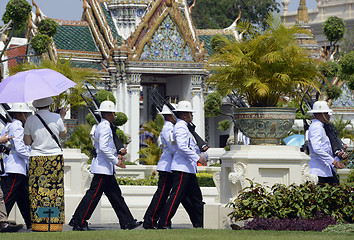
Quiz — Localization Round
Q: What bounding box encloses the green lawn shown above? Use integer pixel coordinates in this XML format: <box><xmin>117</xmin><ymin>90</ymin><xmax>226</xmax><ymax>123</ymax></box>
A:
<box><xmin>1</xmin><ymin>229</ymin><xmax>353</xmax><ymax>240</ymax></box>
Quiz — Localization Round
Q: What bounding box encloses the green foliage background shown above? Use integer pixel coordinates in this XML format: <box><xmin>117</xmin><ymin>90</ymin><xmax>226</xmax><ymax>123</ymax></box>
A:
<box><xmin>190</xmin><ymin>0</ymin><xmax>280</xmax><ymax>30</ymax></box>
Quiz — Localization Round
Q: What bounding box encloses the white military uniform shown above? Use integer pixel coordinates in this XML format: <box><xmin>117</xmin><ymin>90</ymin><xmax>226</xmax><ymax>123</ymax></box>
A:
<box><xmin>5</xmin><ymin>119</ymin><xmax>30</xmax><ymax>175</ymax></box>
<box><xmin>171</xmin><ymin>119</ymin><xmax>200</xmax><ymax>173</ymax></box>
<box><xmin>158</xmin><ymin>118</ymin><xmax>204</xmax><ymax>229</ymax></box>
<box><xmin>143</xmin><ymin>119</ymin><xmax>176</xmax><ymax>229</ymax></box>
<box><xmin>156</xmin><ymin>121</ymin><xmax>176</xmax><ymax>172</ymax></box>
<box><xmin>0</xmin><ymin>122</ymin><xmax>11</xmax><ymax>177</ymax></box>
<box><xmin>1</xmin><ymin>119</ymin><xmax>31</xmax><ymax>229</ymax></box>
<box><xmin>90</xmin><ymin>119</ymin><xmax>118</xmax><ymax>175</ymax></box>
<box><xmin>70</xmin><ymin>101</ymin><xmax>138</xmax><ymax>230</ymax></box>
<box><xmin>308</xmin><ymin>119</ymin><xmax>338</xmax><ymax>177</ymax></box>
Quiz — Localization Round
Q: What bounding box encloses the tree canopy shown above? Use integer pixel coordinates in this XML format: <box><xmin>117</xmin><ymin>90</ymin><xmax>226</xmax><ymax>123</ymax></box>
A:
<box><xmin>323</xmin><ymin>16</ymin><xmax>346</xmax><ymax>48</ymax></box>
<box><xmin>190</xmin><ymin>0</ymin><xmax>280</xmax><ymax>30</ymax></box>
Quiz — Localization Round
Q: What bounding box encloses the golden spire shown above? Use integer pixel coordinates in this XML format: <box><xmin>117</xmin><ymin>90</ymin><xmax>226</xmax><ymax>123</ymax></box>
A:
<box><xmin>296</xmin><ymin>0</ymin><xmax>309</xmax><ymax>24</ymax></box>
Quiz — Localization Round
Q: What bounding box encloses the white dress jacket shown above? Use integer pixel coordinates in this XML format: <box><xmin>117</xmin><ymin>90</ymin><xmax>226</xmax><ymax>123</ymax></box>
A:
<box><xmin>171</xmin><ymin>119</ymin><xmax>200</xmax><ymax>174</ymax></box>
<box><xmin>156</xmin><ymin>121</ymin><xmax>176</xmax><ymax>173</ymax></box>
<box><xmin>90</xmin><ymin>119</ymin><xmax>119</xmax><ymax>175</ymax></box>
<box><xmin>5</xmin><ymin>119</ymin><xmax>30</xmax><ymax>176</ymax></box>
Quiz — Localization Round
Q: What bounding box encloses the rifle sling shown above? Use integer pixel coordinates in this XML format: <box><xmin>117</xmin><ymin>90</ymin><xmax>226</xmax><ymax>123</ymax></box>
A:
<box><xmin>35</xmin><ymin>114</ymin><xmax>62</xmax><ymax>150</ymax></box>
<box><xmin>110</xmin><ymin>123</ymin><xmax>124</xmax><ymax>155</ymax></box>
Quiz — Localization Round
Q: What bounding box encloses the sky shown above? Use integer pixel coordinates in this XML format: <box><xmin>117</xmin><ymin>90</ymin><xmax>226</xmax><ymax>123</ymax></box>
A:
<box><xmin>0</xmin><ymin>0</ymin><xmax>318</xmax><ymax>25</ymax></box>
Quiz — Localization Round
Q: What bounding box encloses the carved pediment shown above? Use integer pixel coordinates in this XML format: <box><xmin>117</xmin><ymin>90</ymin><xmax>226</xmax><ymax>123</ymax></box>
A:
<box><xmin>127</xmin><ymin>0</ymin><xmax>203</xmax><ymax>62</ymax></box>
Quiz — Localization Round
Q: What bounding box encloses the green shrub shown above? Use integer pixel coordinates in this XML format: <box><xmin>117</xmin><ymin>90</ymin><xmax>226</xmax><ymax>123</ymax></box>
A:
<box><xmin>346</xmin><ymin>169</ymin><xmax>354</xmax><ymax>183</ymax></box>
<box><xmin>227</xmin><ymin>180</ymin><xmax>354</xmax><ymax>223</ymax></box>
<box><xmin>117</xmin><ymin>175</ymin><xmax>158</xmax><ymax>186</ymax></box>
<box><xmin>64</xmin><ymin>124</ymin><xmax>93</xmax><ymax>163</ymax></box>
<box><xmin>31</xmin><ymin>34</ymin><xmax>52</xmax><ymax>55</ymax></box>
<box><xmin>96</xmin><ymin>89</ymin><xmax>116</xmax><ymax>104</ymax></box>
<box><xmin>196</xmin><ymin>172</ymin><xmax>215</xmax><ymax>187</ymax></box>
<box><xmin>117</xmin><ymin>172</ymin><xmax>215</xmax><ymax>187</ymax></box>
<box><xmin>115</xmin><ymin>112</ymin><xmax>128</xmax><ymax>126</ymax></box>
<box><xmin>37</xmin><ymin>18</ymin><xmax>58</xmax><ymax>37</ymax></box>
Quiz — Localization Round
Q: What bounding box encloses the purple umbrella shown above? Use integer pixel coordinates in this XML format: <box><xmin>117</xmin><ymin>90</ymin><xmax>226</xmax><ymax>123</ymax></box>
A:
<box><xmin>0</xmin><ymin>69</ymin><xmax>76</xmax><ymax>103</ymax></box>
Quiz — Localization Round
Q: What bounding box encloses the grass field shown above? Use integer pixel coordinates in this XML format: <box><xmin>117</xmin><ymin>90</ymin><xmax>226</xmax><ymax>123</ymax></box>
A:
<box><xmin>1</xmin><ymin>229</ymin><xmax>353</xmax><ymax>240</ymax></box>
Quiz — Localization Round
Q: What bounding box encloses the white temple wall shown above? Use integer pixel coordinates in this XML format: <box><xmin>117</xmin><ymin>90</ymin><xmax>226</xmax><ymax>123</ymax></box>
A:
<box><xmin>282</xmin><ymin>0</ymin><xmax>354</xmax><ymax>47</ymax></box>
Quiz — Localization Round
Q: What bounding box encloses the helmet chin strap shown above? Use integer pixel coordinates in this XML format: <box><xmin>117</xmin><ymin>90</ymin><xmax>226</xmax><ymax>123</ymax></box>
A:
<box><xmin>321</xmin><ymin>112</ymin><xmax>330</xmax><ymax>123</ymax></box>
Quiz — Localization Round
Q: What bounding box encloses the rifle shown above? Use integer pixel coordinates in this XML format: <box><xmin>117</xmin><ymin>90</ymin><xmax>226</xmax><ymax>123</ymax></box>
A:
<box><xmin>82</xmin><ymin>86</ymin><xmax>125</xmax><ymax>155</ymax></box>
<box><xmin>0</xmin><ymin>103</ymin><xmax>12</xmax><ymax>125</ymax></box>
<box><xmin>152</xmin><ymin>89</ymin><xmax>209</xmax><ymax>152</ymax></box>
<box><xmin>228</xmin><ymin>90</ymin><xmax>248</xmax><ymax>108</ymax></box>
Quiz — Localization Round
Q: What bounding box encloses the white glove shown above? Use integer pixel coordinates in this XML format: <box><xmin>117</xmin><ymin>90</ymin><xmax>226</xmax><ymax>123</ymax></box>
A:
<box><xmin>199</xmin><ymin>152</ymin><xmax>209</xmax><ymax>162</ymax></box>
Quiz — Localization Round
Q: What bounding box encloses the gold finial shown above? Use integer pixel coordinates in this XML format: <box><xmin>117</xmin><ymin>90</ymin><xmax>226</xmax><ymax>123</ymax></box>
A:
<box><xmin>188</xmin><ymin>0</ymin><xmax>196</xmax><ymax>15</ymax></box>
<box><xmin>83</xmin><ymin>0</ymin><xmax>88</xmax><ymax>11</ymax></box>
<box><xmin>296</xmin><ymin>0</ymin><xmax>309</xmax><ymax>24</ymax></box>
<box><xmin>234</xmin><ymin>7</ymin><xmax>241</xmax><ymax>26</ymax></box>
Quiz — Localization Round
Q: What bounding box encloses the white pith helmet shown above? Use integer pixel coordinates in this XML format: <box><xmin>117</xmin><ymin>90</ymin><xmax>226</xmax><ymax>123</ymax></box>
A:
<box><xmin>159</xmin><ymin>104</ymin><xmax>173</xmax><ymax>115</ymax></box>
<box><xmin>8</xmin><ymin>103</ymin><xmax>32</xmax><ymax>113</ymax></box>
<box><xmin>173</xmin><ymin>100</ymin><xmax>195</xmax><ymax>112</ymax></box>
<box><xmin>97</xmin><ymin>100</ymin><xmax>118</xmax><ymax>112</ymax></box>
<box><xmin>308</xmin><ymin>101</ymin><xmax>333</xmax><ymax>115</ymax></box>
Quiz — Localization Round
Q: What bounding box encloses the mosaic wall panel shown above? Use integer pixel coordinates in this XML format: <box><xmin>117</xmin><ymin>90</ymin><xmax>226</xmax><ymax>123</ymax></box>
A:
<box><xmin>140</xmin><ymin>14</ymin><xmax>194</xmax><ymax>62</ymax></box>
<box><xmin>332</xmin><ymin>82</ymin><xmax>354</xmax><ymax>108</ymax></box>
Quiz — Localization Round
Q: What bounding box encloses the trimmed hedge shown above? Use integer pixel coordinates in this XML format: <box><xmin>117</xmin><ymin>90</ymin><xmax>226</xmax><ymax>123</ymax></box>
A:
<box><xmin>227</xmin><ymin>180</ymin><xmax>354</xmax><ymax>223</ymax></box>
<box><xmin>116</xmin><ymin>172</ymin><xmax>215</xmax><ymax>187</ymax></box>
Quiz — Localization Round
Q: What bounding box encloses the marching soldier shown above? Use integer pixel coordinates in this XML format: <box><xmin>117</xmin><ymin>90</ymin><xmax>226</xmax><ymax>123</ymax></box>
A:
<box><xmin>0</xmin><ymin>133</ymin><xmax>23</xmax><ymax>233</ymax></box>
<box><xmin>143</xmin><ymin>104</ymin><xmax>177</xmax><ymax>229</ymax></box>
<box><xmin>1</xmin><ymin>103</ymin><xmax>32</xmax><ymax>229</ymax></box>
<box><xmin>157</xmin><ymin>101</ymin><xmax>207</xmax><ymax>229</ymax></box>
<box><xmin>69</xmin><ymin>100</ymin><xmax>142</xmax><ymax>231</ymax></box>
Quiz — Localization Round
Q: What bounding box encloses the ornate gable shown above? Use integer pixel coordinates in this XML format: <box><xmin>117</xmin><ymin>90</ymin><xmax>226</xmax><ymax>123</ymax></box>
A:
<box><xmin>127</xmin><ymin>0</ymin><xmax>204</xmax><ymax>62</ymax></box>
<box><xmin>140</xmin><ymin>14</ymin><xmax>194</xmax><ymax>61</ymax></box>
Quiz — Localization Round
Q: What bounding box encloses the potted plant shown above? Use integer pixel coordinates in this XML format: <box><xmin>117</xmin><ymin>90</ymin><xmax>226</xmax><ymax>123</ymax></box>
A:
<box><xmin>205</xmin><ymin>15</ymin><xmax>324</xmax><ymax>145</ymax></box>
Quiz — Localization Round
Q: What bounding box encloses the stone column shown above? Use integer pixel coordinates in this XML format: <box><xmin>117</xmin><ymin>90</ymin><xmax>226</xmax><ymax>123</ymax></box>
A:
<box><xmin>126</xmin><ymin>73</ymin><xmax>141</xmax><ymax>162</ymax></box>
<box><xmin>191</xmin><ymin>75</ymin><xmax>205</xmax><ymax>139</ymax></box>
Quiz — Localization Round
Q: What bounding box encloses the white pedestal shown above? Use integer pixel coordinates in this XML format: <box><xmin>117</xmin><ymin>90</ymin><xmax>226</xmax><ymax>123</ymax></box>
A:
<box><xmin>217</xmin><ymin>145</ymin><xmax>316</xmax><ymax>204</ymax></box>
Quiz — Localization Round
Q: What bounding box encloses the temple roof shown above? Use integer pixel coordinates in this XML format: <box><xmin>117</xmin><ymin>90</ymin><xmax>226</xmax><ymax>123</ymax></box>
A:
<box><xmin>71</xmin><ymin>61</ymin><xmax>106</xmax><ymax>70</ymax></box>
<box><xmin>196</xmin><ymin>29</ymin><xmax>234</xmax><ymax>57</ymax></box>
<box><xmin>100</xmin><ymin>2</ymin><xmax>121</xmax><ymax>45</ymax></box>
<box><xmin>53</xmin><ymin>22</ymin><xmax>99</xmax><ymax>52</ymax></box>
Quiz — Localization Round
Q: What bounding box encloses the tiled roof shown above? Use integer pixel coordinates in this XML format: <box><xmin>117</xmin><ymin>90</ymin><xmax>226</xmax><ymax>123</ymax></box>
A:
<box><xmin>100</xmin><ymin>3</ymin><xmax>121</xmax><ymax>45</ymax></box>
<box><xmin>198</xmin><ymin>35</ymin><xmax>214</xmax><ymax>56</ymax></box>
<box><xmin>198</xmin><ymin>34</ymin><xmax>234</xmax><ymax>56</ymax></box>
<box><xmin>53</xmin><ymin>24</ymin><xmax>99</xmax><ymax>52</ymax></box>
<box><xmin>7</xmin><ymin>44</ymin><xmax>26</xmax><ymax>68</ymax></box>
<box><xmin>71</xmin><ymin>61</ymin><xmax>106</xmax><ymax>71</ymax></box>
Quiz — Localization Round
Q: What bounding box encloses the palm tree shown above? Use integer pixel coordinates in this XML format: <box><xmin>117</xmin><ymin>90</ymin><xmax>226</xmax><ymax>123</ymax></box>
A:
<box><xmin>206</xmin><ymin>14</ymin><xmax>324</xmax><ymax>107</ymax></box>
<box><xmin>9</xmin><ymin>58</ymin><xmax>100</xmax><ymax>111</ymax></box>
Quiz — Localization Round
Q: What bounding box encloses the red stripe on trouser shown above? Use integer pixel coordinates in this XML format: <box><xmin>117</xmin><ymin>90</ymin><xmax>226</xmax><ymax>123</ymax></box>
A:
<box><xmin>151</xmin><ymin>172</ymin><xmax>167</xmax><ymax>227</ymax></box>
<box><xmin>164</xmin><ymin>172</ymin><xmax>183</xmax><ymax>227</ymax></box>
<box><xmin>4</xmin><ymin>174</ymin><xmax>17</xmax><ymax>203</ymax></box>
<box><xmin>81</xmin><ymin>176</ymin><xmax>103</xmax><ymax>226</ymax></box>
